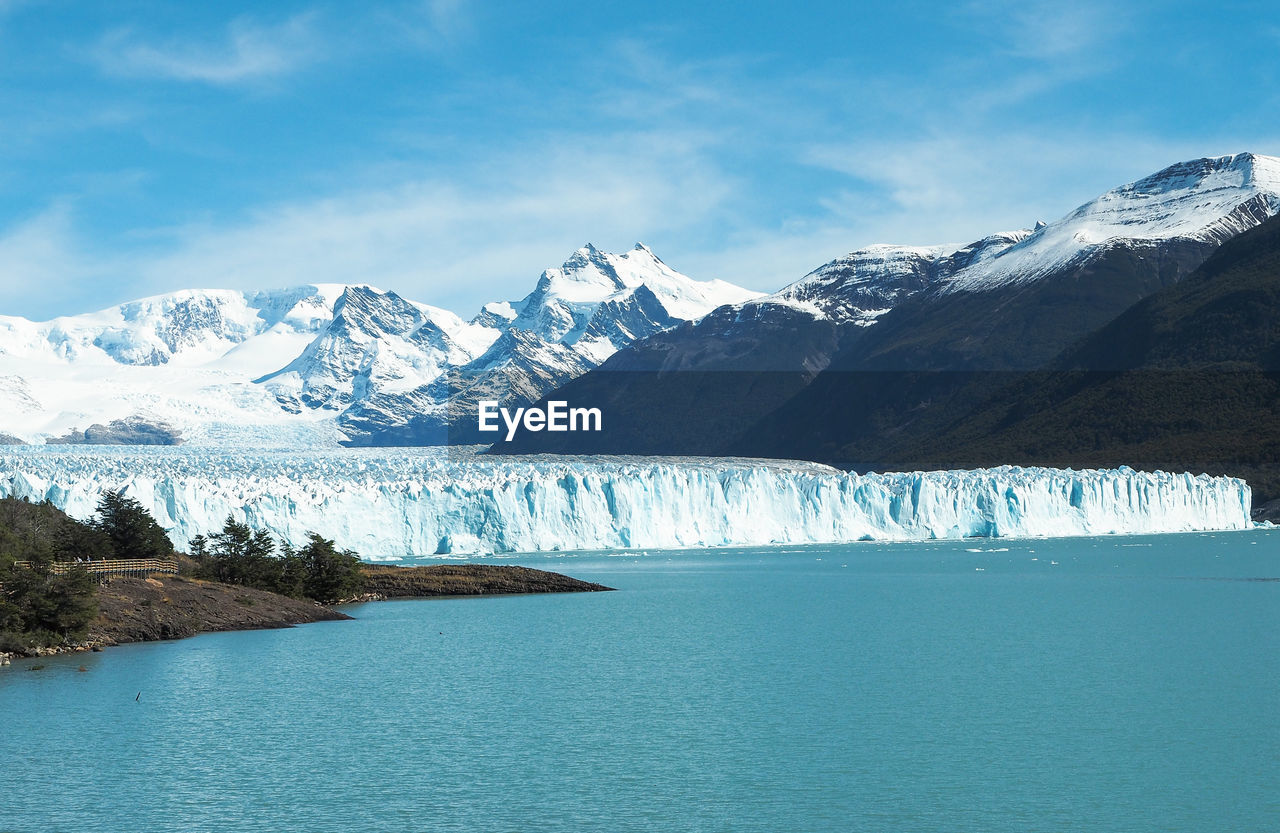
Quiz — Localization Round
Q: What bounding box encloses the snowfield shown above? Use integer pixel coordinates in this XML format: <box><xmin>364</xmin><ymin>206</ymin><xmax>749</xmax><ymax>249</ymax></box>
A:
<box><xmin>0</xmin><ymin>448</ymin><xmax>1252</xmax><ymax>558</ymax></box>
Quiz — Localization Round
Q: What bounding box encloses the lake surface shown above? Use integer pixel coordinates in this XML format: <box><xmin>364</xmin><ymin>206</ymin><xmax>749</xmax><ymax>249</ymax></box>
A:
<box><xmin>3</xmin><ymin>531</ymin><xmax>1278</xmax><ymax>832</ymax></box>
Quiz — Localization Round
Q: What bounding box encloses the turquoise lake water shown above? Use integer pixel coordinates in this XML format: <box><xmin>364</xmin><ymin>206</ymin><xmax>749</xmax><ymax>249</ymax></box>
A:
<box><xmin>2</xmin><ymin>531</ymin><xmax>1278</xmax><ymax>832</ymax></box>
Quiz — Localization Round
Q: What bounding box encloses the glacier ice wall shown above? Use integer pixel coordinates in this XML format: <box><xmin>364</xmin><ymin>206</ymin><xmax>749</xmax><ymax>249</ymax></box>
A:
<box><xmin>0</xmin><ymin>448</ymin><xmax>1252</xmax><ymax>558</ymax></box>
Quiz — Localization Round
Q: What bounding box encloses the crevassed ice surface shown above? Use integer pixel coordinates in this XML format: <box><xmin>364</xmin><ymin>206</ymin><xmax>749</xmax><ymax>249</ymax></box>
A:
<box><xmin>0</xmin><ymin>448</ymin><xmax>1251</xmax><ymax>558</ymax></box>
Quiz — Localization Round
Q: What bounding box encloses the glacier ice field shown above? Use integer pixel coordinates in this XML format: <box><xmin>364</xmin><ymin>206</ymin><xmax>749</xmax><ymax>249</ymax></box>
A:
<box><xmin>0</xmin><ymin>447</ymin><xmax>1253</xmax><ymax>558</ymax></box>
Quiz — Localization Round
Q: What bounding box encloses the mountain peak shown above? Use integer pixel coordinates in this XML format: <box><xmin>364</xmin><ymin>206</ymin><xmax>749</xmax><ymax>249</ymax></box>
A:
<box><xmin>1119</xmin><ymin>152</ymin><xmax>1280</xmax><ymax>198</ymax></box>
<box><xmin>938</xmin><ymin>152</ymin><xmax>1280</xmax><ymax>293</ymax></box>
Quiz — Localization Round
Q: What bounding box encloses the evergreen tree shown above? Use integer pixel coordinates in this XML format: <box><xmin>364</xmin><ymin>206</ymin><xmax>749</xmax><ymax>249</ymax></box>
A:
<box><xmin>92</xmin><ymin>491</ymin><xmax>174</xmax><ymax>561</ymax></box>
<box><xmin>0</xmin><ymin>560</ymin><xmax>97</xmax><ymax>650</ymax></box>
<box><xmin>297</xmin><ymin>534</ymin><xmax>364</xmax><ymax>604</ymax></box>
<box><xmin>189</xmin><ymin>522</ymin><xmax>364</xmax><ymax>603</ymax></box>
<box><xmin>201</xmin><ymin>516</ymin><xmax>278</xmax><ymax>587</ymax></box>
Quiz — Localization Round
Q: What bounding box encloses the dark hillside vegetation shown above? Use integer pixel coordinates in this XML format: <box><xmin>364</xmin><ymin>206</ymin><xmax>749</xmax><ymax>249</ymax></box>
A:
<box><xmin>0</xmin><ymin>497</ymin><xmax>103</xmax><ymax>651</ymax></box>
<box><xmin>1</xmin><ymin>490</ymin><xmax>176</xmax><ymax>650</ymax></box>
<box><xmin>807</xmin><ymin>214</ymin><xmax>1280</xmax><ymax>506</ymax></box>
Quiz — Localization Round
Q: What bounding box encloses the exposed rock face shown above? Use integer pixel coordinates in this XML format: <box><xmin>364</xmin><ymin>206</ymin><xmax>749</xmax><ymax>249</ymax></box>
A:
<box><xmin>48</xmin><ymin>417</ymin><xmax>183</xmax><ymax>446</ymax></box>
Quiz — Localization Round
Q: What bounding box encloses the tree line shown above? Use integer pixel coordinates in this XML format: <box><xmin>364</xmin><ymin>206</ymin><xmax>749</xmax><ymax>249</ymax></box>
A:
<box><xmin>189</xmin><ymin>519</ymin><xmax>364</xmax><ymax>605</ymax></box>
<box><xmin>1</xmin><ymin>491</ymin><xmax>363</xmax><ymax>652</ymax></box>
<box><xmin>0</xmin><ymin>490</ymin><xmax>171</xmax><ymax>651</ymax></box>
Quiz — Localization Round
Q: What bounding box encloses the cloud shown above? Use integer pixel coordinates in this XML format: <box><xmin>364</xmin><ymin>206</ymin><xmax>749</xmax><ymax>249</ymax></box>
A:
<box><xmin>0</xmin><ymin>132</ymin><xmax>738</xmax><ymax>318</ymax></box>
<box><xmin>5</xmin><ymin>129</ymin><xmax>1277</xmax><ymax>322</ymax></box>
<box><xmin>420</xmin><ymin>0</ymin><xmax>468</xmax><ymax>38</ymax></box>
<box><xmin>960</xmin><ymin>0</ymin><xmax>1125</xmax><ymax>61</ymax></box>
<box><xmin>0</xmin><ymin>204</ymin><xmax>101</xmax><ymax>312</ymax></box>
<box><xmin>91</xmin><ymin>13</ymin><xmax>322</xmax><ymax>85</ymax></box>
<box><xmin>16</xmin><ymin>24</ymin><xmax>1278</xmax><ymax>321</ymax></box>
<box><xmin>137</xmin><ymin>134</ymin><xmax>733</xmax><ymax>309</ymax></box>
<box><xmin>375</xmin><ymin>0</ymin><xmax>473</xmax><ymax>50</ymax></box>
<box><xmin>922</xmin><ymin>0</ymin><xmax>1133</xmax><ymax>115</ymax></box>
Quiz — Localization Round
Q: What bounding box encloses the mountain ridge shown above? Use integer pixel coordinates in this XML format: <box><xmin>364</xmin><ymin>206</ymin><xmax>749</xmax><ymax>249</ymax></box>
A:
<box><xmin>503</xmin><ymin>153</ymin><xmax>1280</xmax><ymax>461</ymax></box>
<box><xmin>0</xmin><ymin>244</ymin><xmax>758</xmax><ymax>446</ymax></box>
<box><xmin>6</xmin><ymin>152</ymin><xmax>1280</xmax><ymax>458</ymax></box>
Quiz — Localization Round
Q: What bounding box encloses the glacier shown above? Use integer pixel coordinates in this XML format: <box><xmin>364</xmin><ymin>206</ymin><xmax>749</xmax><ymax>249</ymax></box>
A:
<box><xmin>0</xmin><ymin>448</ymin><xmax>1252</xmax><ymax>558</ymax></box>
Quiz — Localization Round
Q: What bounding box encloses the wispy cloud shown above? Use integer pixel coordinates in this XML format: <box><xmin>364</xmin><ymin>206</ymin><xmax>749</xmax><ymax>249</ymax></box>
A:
<box><xmin>134</xmin><ymin>133</ymin><xmax>734</xmax><ymax>311</ymax></box>
<box><xmin>420</xmin><ymin>0</ymin><xmax>468</xmax><ymax>38</ymax></box>
<box><xmin>13</xmin><ymin>16</ymin><xmax>1276</xmax><ymax>320</ymax></box>
<box><xmin>928</xmin><ymin>0</ymin><xmax>1132</xmax><ymax>115</ymax></box>
<box><xmin>0</xmin><ymin>204</ymin><xmax>100</xmax><ymax>312</ymax></box>
<box><xmin>0</xmin><ymin>132</ymin><xmax>738</xmax><ymax>317</ymax></box>
<box><xmin>377</xmin><ymin>0</ymin><xmax>473</xmax><ymax>50</ymax></box>
<box><xmin>960</xmin><ymin>0</ymin><xmax>1125</xmax><ymax>60</ymax></box>
<box><xmin>90</xmin><ymin>13</ymin><xmax>322</xmax><ymax>85</ymax></box>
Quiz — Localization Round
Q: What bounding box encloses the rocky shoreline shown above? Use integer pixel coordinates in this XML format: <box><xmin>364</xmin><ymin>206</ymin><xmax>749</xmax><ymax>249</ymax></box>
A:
<box><xmin>1</xmin><ymin>564</ymin><xmax>613</xmax><ymax>663</ymax></box>
<box><xmin>357</xmin><ymin>563</ymin><xmax>614</xmax><ymax>599</ymax></box>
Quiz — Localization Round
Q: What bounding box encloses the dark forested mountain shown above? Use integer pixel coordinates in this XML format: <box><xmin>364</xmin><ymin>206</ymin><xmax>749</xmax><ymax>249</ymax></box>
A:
<box><xmin>850</xmin><ymin>211</ymin><xmax>1280</xmax><ymax>508</ymax></box>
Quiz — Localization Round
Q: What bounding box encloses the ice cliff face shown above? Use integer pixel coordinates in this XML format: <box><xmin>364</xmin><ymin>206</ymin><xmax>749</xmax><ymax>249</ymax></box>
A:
<box><xmin>0</xmin><ymin>448</ymin><xmax>1251</xmax><ymax>558</ymax></box>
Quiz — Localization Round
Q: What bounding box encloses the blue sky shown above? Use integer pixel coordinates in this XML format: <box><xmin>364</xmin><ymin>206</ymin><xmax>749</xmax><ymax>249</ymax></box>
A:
<box><xmin>1</xmin><ymin>0</ymin><xmax>1278</xmax><ymax>318</ymax></box>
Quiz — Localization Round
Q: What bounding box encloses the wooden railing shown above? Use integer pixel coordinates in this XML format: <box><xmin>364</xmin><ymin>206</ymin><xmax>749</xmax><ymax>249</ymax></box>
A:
<box><xmin>13</xmin><ymin>558</ymin><xmax>179</xmax><ymax>578</ymax></box>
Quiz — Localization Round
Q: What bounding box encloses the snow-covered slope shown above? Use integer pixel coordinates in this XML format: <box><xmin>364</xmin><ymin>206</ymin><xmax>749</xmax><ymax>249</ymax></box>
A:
<box><xmin>942</xmin><ymin>153</ymin><xmax>1280</xmax><ymax>292</ymax></box>
<box><xmin>0</xmin><ymin>285</ymin><xmax>346</xmax><ymax>369</ymax></box>
<box><xmin>256</xmin><ymin>286</ymin><xmax>495</xmax><ymax>413</ymax></box>
<box><xmin>0</xmin><ymin>245</ymin><xmax>758</xmax><ymax>446</ymax></box>
<box><xmin>771</xmin><ymin>244</ymin><xmax>954</xmax><ymax>324</ymax></box>
<box><xmin>765</xmin><ymin>231</ymin><xmax>1032</xmax><ymax>324</ymax></box>
<box><xmin>0</xmin><ymin>286</ymin><xmax>351</xmax><ymax>446</ymax></box>
<box><xmin>690</xmin><ymin>153</ymin><xmax>1280</xmax><ymax>333</ymax></box>
<box><xmin>6</xmin><ymin>153</ymin><xmax>1278</xmax><ymax>448</ymax></box>
<box><xmin>0</xmin><ymin>448</ymin><xmax>1250</xmax><ymax>557</ymax></box>
<box><xmin>334</xmin><ymin>243</ymin><xmax>760</xmax><ymax>444</ymax></box>
<box><xmin>509</xmin><ymin>243</ymin><xmax>752</xmax><ymax>350</ymax></box>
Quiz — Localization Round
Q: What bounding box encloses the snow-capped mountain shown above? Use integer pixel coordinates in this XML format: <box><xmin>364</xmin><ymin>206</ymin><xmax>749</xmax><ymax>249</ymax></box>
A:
<box><xmin>0</xmin><ymin>244</ymin><xmax>758</xmax><ymax>446</ymax></box>
<box><xmin>256</xmin><ymin>286</ymin><xmax>495</xmax><ymax>414</ymax></box>
<box><xmin>8</xmin><ymin>153</ymin><xmax>1279</xmax><ymax>452</ymax></box>
<box><xmin>506</xmin><ymin>153</ymin><xmax>1280</xmax><ymax>458</ymax></box>
<box><xmin>691</xmin><ymin>154</ymin><xmax>1280</xmax><ymax>332</ymax></box>
<box><xmin>768</xmin><ymin>231</ymin><xmax>1034</xmax><ymax>325</ymax></box>
<box><xmin>333</xmin><ymin>244</ymin><xmax>759</xmax><ymax>445</ymax></box>
<box><xmin>0</xmin><ymin>286</ymin><xmax>352</xmax><ymax>446</ymax></box>
<box><xmin>942</xmin><ymin>152</ymin><xmax>1280</xmax><ymax>293</ymax></box>
<box><xmin>625</xmin><ymin>152</ymin><xmax>1280</xmax><ymax>358</ymax></box>
<box><xmin>839</xmin><ymin>153</ymin><xmax>1280</xmax><ymax>373</ymax></box>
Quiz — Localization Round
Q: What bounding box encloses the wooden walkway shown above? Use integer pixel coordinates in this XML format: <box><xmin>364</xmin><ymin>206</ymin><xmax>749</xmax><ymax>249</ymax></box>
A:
<box><xmin>14</xmin><ymin>558</ymin><xmax>179</xmax><ymax>579</ymax></box>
